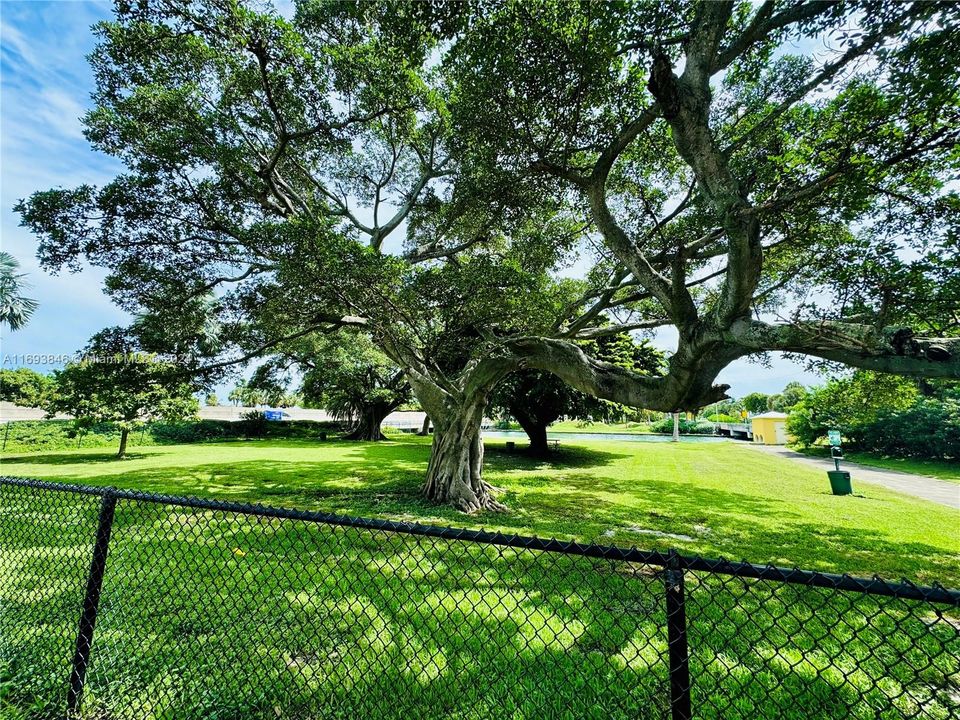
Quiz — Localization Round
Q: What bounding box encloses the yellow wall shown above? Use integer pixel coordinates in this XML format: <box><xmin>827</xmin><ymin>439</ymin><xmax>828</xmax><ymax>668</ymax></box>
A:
<box><xmin>751</xmin><ymin>417</ymin><xmax>788</xmax><ymax>445</ymax></box>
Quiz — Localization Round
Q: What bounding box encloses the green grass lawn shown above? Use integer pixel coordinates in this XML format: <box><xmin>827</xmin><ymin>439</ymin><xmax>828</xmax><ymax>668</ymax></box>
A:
<box><xmin>545</xmin><ymin>420</ymin><xmax>653</xmax><ymax>434</ymax></box>
<box><xmin>493</xmin><ymin>419</ymin><xmax>655</xmax><ymax>434</ymax></box>
<box><xmin>1</xmin><ymin>437</ymin><xmax>958</xmax><ymax>719</ymax></box>
<box><xmin>796</xmin><ymin>446</ymin><xmax>960</xmax><ymax>484</ymax></box>
<box><xmin>2</xmin><ymin>436</ymin><xmax>956</xmax><ymax>581</ymax></box>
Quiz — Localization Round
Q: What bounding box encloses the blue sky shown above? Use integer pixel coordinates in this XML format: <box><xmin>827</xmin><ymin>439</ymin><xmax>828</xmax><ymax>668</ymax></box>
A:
<box><xmin>1</xmin><ymin>1</ymin><xmax>128</xmax><ymax>365</ymax></box>
<box><xmin>0</xmin><ymin>0</ymin><xmax>821</xmax><ymax>398</ymax></box>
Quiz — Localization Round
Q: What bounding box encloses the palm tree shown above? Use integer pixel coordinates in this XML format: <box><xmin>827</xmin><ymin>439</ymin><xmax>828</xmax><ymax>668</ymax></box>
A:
<box><xmin>0</xmin><ymin>252</ymin><xmax>38</xmax><ymax>331</ymax></box>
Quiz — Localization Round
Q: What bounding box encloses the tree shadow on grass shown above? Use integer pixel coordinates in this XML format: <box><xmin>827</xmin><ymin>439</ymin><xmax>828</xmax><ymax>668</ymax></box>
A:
<box><xmin>8</xmin><ymin>491</ymin><xmax>954</xmax><ymax>720</ymax></box>
<box><xmin>0</xmin><ymin>441</ymin><xmax>632</xmax><ymax>525</ymax></box>
<box><xmin>0</xmin><ymin>451</ymin><xmax>150</xmax><ymax>465</ymax></box>
<box><xmin>4</xmin><ymin>474</ymin><xmax>958</xmax><ymax>720</ymax></box>
<box><xmin>5</xmin><ymin>440</ymin><xmax>958</xmax><ymax>582</ymax></box>
<box><xmin>8</xmin><ymin>458</ymin><xmax>420</xmax><ymax>498</ymax></box>
<box><xmin>773</xmin><ymin>521</ymin><xmax>960</xmax><ymax>583</ymax></box>
<box><xmin>484</xmin><ymin>441</ymin><xmax>631</xmax><ymax>472</ymax></box>
<box><xmin>78</xmin><ymin>509</ymin><xmax>673</xmax><ymax>720</ymax></box>
<box><xmin>492</xmin><ymin>473</ymin><xmax>786</xmax><ymax>542</ymax></box>
<box><xmin>496</xmin><ymin>474</ymin><xmax>960</xmax><ymax>581</ymax></box>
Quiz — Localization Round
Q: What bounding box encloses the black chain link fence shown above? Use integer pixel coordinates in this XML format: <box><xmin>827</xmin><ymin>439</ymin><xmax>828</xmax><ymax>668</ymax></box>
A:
<box><xmin>1</xmin><ymin>477</ymin><xmax>958</xmax><ymax>719</ymax></box>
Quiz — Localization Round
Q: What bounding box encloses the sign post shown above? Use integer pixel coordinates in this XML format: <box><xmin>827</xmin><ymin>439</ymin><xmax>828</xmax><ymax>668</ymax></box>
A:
<box><xmin>826</xmin><ymin>429</ymin><xmax>852</xmax><ymax>495</ymax></box>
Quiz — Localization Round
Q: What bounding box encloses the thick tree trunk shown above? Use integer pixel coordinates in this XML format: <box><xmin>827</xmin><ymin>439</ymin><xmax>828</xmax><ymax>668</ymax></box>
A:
<box><xmin>343</xmin><ymin>403</ymin><xmax>392</xmax><ymax>441</ymax></box>
<box><xmin>516</xmin><ymin>416</ymin><xmax>549</xmax><ymax>457</ymax></box>
<box><xmin>417</xmin><ymin>415</ymin><xmax>431</xmax><ymax>435</ymax></box>
<box><xmin>117</xmin><ymin>428</ymin><xmax>129</xmax><ymax>459</ymax></box>
<box><xmin>672</xmin><ymin>412</ymin><xmax>680</xmax><ymax>442</ymax></box>
<box><xmin>422</xmin><ymin>401</ymin><xmax>504</xmax><ymax>513</ymax></box>
<box><xmin>395</xmin><ymin>352</ymin><xmax>517</xmax><ymax>513</ymax></box>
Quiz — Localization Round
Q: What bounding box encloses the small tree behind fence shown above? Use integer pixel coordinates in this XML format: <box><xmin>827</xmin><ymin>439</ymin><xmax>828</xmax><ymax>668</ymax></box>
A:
<box><xmin>0</xmin><ymin>477</ymin><xmax>957</xmax><ymax>720</ymax></box>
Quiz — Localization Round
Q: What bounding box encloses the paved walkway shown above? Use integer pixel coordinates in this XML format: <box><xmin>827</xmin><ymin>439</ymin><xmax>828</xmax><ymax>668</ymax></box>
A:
<box><xmin>747</xmin><ymin>444</ymin><xmax>959</xmax><ymax>510</ymax></box>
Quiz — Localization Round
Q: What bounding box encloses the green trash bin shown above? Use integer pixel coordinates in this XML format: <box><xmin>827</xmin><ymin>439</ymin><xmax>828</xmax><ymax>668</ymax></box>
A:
<box><xmin>828</xmin><ymin>470</ymin><xmax>852</xmax><ymax>496</ymax></box>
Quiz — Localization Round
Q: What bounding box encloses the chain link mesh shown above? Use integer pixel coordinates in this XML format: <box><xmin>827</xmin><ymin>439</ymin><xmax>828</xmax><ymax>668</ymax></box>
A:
<box><xmin>1</xmin><ymin>478</ymin><xmax>957</xmax><ymax>719</ymax></box>
<box><xmin>0</xmin><ymin>483</ymin><xmax>101</xmax><ymax>715</ymax></box>
<box><xmin>684</xmin><ymin>571</ymin><xmax>960</xmax><ymax>719</ymax></box>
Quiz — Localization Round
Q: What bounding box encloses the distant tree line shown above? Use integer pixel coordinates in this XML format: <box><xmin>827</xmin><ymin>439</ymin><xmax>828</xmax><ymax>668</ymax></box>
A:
<box><xmin>6</xmin><ymin>355</ymin><xmax>955</xmax><ymax>461</ymax></box>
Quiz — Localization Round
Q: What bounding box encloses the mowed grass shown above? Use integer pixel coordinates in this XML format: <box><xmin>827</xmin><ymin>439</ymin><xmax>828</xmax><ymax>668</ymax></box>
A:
<box><xmin>1</xmin><ymin>436</ymin><xmax>957</xmax><ymax>582</ymax></box>
<box><xmin>1</xmin><ymin>437</ymin><xmax>958</xmax><ymax>719</ymax></box>
<box><xmin>505</xmin><ymin>419</ymin><xmax>654</xmax><ymax>434</ymax></box>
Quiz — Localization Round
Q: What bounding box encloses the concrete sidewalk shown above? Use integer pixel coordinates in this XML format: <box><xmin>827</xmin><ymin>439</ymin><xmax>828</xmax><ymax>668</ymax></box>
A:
<box><xmin>746</xmin><ymin>444</ymin><xmax>959</xmax><ymax>510</ymax></box>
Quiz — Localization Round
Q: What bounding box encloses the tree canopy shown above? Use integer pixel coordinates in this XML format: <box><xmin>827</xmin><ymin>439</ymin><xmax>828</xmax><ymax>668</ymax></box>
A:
<box><xmin>445</xmin><ymin>0</ymin><xmax>959</xmax><ymax>387</ymax></box>
<box><xmin>742</xmin><ymin>392</ymin><xmax>772</xmax><ymax>415</ymax></box>
<box><xmin>0</xmin><ymin>367</ymin><xmax>54</xmax><ymax>407</ymax></box>
<box><xmin>767</xmin><ymin>381</ymin><xmax>807</xmax><ymax>412</ymax></box>
<box><xmin>15</xmin><ymin>0</ymin><xmax>960</xmax><ymax>509</ymax></box>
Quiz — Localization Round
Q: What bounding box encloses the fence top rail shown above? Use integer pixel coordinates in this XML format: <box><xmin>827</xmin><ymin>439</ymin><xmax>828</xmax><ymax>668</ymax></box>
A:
<box><xmin>2</xmin><ymin>475</ymin><xmax>958</xmax><ymax>606</ymax></box>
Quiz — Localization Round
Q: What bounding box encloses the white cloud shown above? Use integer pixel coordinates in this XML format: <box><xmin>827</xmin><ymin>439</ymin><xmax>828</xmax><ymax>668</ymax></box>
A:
<box><xmin>36</xmin><ymin>87</ymin><xmax>88</xmax><ymax>140</ymax></box>
<box><xmin>1</xmin><ymin>1</ymin><xmax>128</xmax><ymax>367</ymax></box>
<box><xmin>0</xmin><ymin>17</ymin><xmax>38</xmax><ymax>72</ymax></box>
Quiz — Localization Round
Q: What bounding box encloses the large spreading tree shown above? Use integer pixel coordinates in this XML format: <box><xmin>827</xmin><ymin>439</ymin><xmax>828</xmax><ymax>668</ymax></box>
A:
<box><xmin>16</xmin><ymin>0</ymin><xmax>960</xmax><ymax>510</ymax></box>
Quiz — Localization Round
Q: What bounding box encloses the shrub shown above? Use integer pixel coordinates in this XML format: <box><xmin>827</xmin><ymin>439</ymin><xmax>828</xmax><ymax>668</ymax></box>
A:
<box><xmin>788</xmin><ymin>378</ymin><xmax>958</xmax><ymax>460</ymax></box>
<box><xmin>150</xmin><ymin>420</ymin><xmax>234</xmax><ymax>443</ymax></box>
<box><xmin>260</xmin><ymin>420</ymin><xmax>343</xmax><ymax>439</ymax></box>
<box><xmin>0</xmin><ymin>418</ymin><xmax>347</xmax><ymax>453</ymax></box>
<box><xmin>239</xmin><ymin>410</ymin><xmax>269</xmax><ymax>438</ymax></box>
<box><xmin>850</xmin><ymin>397</ymin><xmax>960</xmax><ymax>459</ymax></box>
<box><xmin>0</xmin><ymin>420</ymin><xmax>141</xmax><ymax>453</ymax></box>
<box><xmin>786</xmin><ymin>400</ymin><xmax>824</xmax><ymax>447</ymax></box>
<box><xmin>650</xmin><ymin>417</ymin><xmax>716</xmax><ymax>435</ymax></box>
<box><xmin>706</xmin><ymin>413</ymin><xmax>738</xmax><ymax>423</ymax></box>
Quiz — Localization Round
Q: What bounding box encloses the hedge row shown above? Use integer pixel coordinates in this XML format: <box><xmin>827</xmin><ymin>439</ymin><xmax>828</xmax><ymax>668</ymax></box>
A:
<box><xmin>845</xmin><ymin>399</ymin><xmax>960</xmax><ymax>460</ymax></box>
<box><xmin>0</xmin><ymin>418</ymin><xmax>347</xmax><ymax>454</ymax></box>
<box><xmin>649</xmin><ymin>417</ymin><xmax>717</xmax><ymax>435</ymax></box>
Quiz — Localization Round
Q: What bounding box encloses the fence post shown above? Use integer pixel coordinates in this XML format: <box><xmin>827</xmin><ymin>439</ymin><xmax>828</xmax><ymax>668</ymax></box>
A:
<box><xmin>66</xmin><ymin>492</ymin><xmax>118</xmax><ymax>716</ymax></box>
<box><xmin>665</xmin><ymin>549</ymin><xmax>692</xmax><ymax>720</ymax></box>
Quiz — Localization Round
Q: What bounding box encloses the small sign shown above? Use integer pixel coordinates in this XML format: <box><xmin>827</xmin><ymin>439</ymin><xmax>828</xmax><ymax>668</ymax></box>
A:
<box><xmin>264</xmin><ymin>410</ymin><xmax>284</xmax><ymax>421</ymax></box>
<box><xmin>828</xmin><ymin>430</ymin><xmax>842</xmax><ymax>446</ymax></box>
